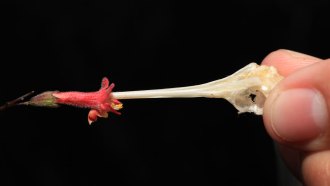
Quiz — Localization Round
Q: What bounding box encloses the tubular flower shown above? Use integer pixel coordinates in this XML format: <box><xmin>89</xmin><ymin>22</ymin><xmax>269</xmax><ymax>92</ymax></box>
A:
<box><xmin>26</xmin><ymin>77</ymin><xmax>123</xmax><ymax>125</ymax></box>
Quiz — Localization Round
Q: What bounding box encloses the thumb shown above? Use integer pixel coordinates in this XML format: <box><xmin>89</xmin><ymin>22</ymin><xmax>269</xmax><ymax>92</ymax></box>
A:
<box><xmin>263</xmin><ymin>59</ymin><xmax>330</xmax><ymax>151</ymax></box>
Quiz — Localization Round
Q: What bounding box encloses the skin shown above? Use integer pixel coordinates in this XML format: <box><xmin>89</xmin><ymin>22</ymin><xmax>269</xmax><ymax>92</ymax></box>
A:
<box><xmin>262</xmin><ymin>49</ymin><xmax>330</xmax><ymax>185</ymax></box>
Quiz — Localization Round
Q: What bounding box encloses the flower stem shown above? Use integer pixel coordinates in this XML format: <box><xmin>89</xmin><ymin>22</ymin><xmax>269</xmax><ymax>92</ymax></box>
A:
<box><xmin>0</xmin><ymin>91</ymin><xmax>35</xmax><ymax>111</ymax></box>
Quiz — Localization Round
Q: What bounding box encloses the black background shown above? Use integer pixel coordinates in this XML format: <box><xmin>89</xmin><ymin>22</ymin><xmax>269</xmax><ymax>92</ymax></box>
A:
<box><xmin>1</xmin><ymin>1</ymin><xmax>330</xmax><ymax>185</ymax></box>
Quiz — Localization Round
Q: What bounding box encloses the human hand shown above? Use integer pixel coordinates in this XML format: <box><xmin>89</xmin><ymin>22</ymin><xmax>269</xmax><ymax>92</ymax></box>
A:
<box><xmin>262</xmin><ymin>49</ymin><xmax>330</xmax><ymax>186</ymax></box>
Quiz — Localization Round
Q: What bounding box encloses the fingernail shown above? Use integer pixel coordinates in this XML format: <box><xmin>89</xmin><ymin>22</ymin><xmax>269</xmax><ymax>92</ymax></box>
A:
<box><xmin>270</xmin><ymin>88</ymin><xmax>328</xmax><ymax>142</ymax></box>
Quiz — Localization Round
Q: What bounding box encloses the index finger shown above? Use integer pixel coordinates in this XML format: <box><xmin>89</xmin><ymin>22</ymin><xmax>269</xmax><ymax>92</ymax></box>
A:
<box><xmin>261</xmin><ymin>49</ymin><xmax>322</xmax><ymax>76</ymax></box>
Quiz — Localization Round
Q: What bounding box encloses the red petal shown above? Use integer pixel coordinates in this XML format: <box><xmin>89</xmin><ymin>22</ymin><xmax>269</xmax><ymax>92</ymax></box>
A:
<box><xmin>88</xmin><ymin>109</ymin><xmax>99</xmax><ymax>125</ymax></box>
<box><xmin>101</xmin><ymin>77</ymin><xmax>109</xmax><ymax>89</ymax></box>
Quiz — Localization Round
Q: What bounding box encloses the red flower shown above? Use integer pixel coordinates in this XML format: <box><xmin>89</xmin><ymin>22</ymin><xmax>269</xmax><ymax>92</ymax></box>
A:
<box><xmin>27</xmin><ymin>77</ymin><xmax>123</xmax><ymax>125</ymax></box>
<box><xmin>53</xmin><ymin>77</ymin><xmax>122</xmax><ymax>124</ymax></box>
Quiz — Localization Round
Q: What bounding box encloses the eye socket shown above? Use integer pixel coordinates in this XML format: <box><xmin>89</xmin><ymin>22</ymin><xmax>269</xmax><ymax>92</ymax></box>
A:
<box><xmin>249</xmin><ymin>93</ymin><xmax>257</xmax><ymax>102</ymax></box>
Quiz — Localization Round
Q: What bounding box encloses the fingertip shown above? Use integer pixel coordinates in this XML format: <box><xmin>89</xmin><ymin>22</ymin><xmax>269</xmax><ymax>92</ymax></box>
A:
<box><xmin>264</xmin><ymin>89</ymin><xmax>327</xmax><ymax>145</ymax></box>
<box><xmin>261</xmin><ymin>49</ymin><xmax>321</xmax><ymax>76</ymax></box>
<box><xmin>302</xmin><ymin>150</ymin><xmax>330</xmax><ymax>186</ymax></box>
<box><xmin>263</xmin><ymin>60</ymin><xmax>330</xmax><ymax>151</ymax></box>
